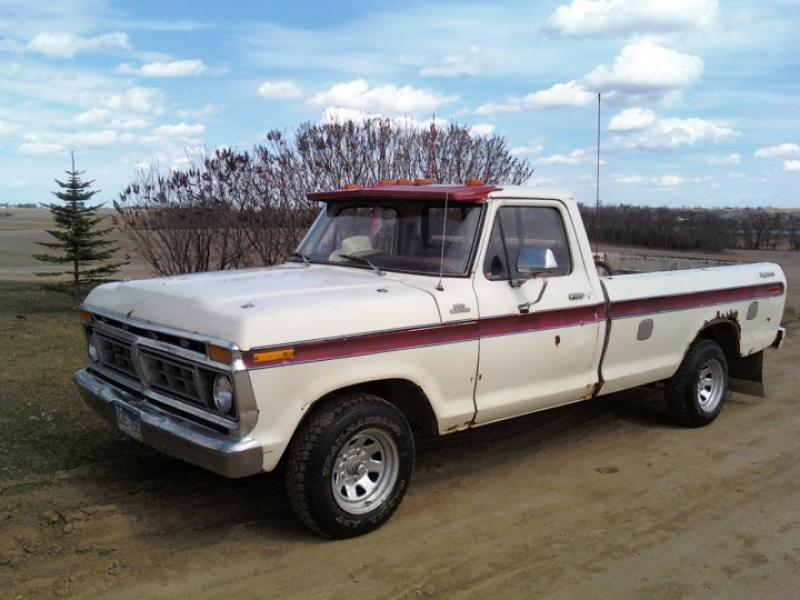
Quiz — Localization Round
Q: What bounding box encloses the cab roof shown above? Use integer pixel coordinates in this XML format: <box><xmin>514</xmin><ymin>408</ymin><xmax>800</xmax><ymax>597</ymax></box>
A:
<box><xmin>307</xmin><ymin>182</ymin><xmax>504</xmax><ymax>204</ymax></box>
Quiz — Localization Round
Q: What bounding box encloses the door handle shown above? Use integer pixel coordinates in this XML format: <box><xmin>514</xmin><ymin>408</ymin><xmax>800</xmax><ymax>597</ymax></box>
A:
<box><xmin>569</xmin><ymin>292</ymin><xmax>585</xmax><ymax>301</ymax></box>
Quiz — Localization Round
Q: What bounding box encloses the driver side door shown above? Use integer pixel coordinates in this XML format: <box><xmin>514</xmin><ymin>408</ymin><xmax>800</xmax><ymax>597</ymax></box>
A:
<box><xmin>472</xmin><ymin>202</ymin><xmax>604</xmax><ymax>424</ymax></box>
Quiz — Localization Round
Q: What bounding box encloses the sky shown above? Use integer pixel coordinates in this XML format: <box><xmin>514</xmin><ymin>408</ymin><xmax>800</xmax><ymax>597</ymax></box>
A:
<box><xmin>0</xmin><ymin>0</ymin><xmax>798</xmax><ymax>208</ymax></box>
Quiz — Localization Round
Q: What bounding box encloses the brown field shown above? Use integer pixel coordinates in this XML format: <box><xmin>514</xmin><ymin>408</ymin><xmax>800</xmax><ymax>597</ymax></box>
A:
<box><xmin>1</xmin><ymin>209</ymin><xmax>799</xmax><ymax>599</ymax></box>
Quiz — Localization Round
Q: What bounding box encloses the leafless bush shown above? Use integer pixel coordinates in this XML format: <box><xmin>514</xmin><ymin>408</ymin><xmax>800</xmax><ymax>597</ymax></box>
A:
<box><xmin>115</xmin><ymin>118</ymin><xmax>534</xmax><ymax>275</ymax></box>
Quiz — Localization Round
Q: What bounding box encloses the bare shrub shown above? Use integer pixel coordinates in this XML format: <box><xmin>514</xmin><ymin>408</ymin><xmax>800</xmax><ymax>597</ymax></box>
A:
<box><xmin>115</xmin><ymin>118</ymin><xmax>534</xmax><ymax>275</ymax></box>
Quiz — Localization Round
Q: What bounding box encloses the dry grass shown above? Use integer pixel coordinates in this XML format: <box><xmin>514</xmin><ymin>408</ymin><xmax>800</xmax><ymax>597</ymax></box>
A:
<box><xmin>0</xmin><ymin>281</ymin><xmax>136</xmax><ymax>480</ymax></box>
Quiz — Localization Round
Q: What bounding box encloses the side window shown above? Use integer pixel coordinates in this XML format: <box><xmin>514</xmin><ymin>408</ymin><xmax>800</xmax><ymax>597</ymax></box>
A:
<box><xmin>483</xmin><ymin>206</ymin><xmax>571</xmax><ymax>280</ymax></box>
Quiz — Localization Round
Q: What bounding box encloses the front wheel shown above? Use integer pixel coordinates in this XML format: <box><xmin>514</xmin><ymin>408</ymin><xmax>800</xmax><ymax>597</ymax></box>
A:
<box><xmin>285</xmin><ymin>393</ymin><xmax>414</xmax><ymax>538</ymax></box>
<box><xmin>664</xmin><ymin>339</ymin><xmax>729</xmax><ymax>427</ymax></box>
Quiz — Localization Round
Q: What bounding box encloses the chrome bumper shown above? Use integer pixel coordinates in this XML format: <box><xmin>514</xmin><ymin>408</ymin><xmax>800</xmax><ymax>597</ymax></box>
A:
<box><xmin>73</xmin><ymin>369</ymin><xmax>264</xmax><ymax>478</ymax></box>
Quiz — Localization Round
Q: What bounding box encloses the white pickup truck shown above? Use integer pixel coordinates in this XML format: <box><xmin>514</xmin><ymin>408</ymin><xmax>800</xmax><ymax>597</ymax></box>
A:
<box><xmin>74</xmin><ymin>182</ymin><xmax>786</xmax><ymax>538</ymax></box>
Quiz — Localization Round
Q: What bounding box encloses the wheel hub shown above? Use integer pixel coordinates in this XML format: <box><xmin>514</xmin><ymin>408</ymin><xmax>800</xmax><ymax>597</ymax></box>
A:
<box><xmin>330</xmin><ymin>428</ymin><xmax>400</xmax><ymax>515</ymax></box>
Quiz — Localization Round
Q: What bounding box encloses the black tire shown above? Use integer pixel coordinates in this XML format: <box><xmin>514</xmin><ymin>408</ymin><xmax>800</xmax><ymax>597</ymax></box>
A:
<box><xmin>664</xmin><ymin>339</ymin><xmax>729</xmax><ymax>428</ymax></box>
<box><xmin>285</xmin><ymin>393</ymin><xmax>414</xmax><ymax>539</ymax></box>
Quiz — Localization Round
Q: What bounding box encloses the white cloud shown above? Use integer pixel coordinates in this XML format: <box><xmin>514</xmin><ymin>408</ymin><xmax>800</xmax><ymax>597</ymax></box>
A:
<box><xmin>609</xmin><ymin>111</ymin><xmax>739</xmax><ymax>150</ymax></box>
<box><xmin>119</xmin><ymin>60</ymin><xmax>207</xmax><ymax>77</ymax></box>
<box><xmin>0</xmin><ymin>120</ymin><xmax>19</xmax><ymax>135</ymax></box>
<box><xmin>657</xmin><ymin>175</ymin><xmax>683</xmax><ymax>186</ymax></box>
<box><xmin>18</xmin><ymin>142</ymin><xmax>63</xmax><ymax>154</ymax></box>
<box><xmin>510</xmin><ymin>137</ymin><xmax>545</xmax><ymax>156</ymax></box>
<box><xmin>477</xmin><ymin>42</ymin><xmax>701</xmax><ymax>116</ymax></box>
<box><xmin>177</xmin><ymin>104</ymin><xmax>220</xmax><ymax>119</ymax></box>
<box><xmin>537</xmin><ymin>149</ymin><xmax>592</xmax><ymax>165</ymax></box>
<box><xmin>109</xmin><ymin>118</ymin><xmax>150</xmax><ymax>130</ymax></box>
<box><xmin>476</xmin><ymin>81</ymin><xmax>594</xmax><ymax>114</ymax></box>
<box><xmin>754</xmin><ymin>143</ymin><xmax>800</xmax><ymax>159</ymax></box>
<box><xmin>421</xmin><ymin>46</ymin><xmax>480</xmax><ymax>78</ymax></box>
<box><xmin>475</xmin><ymin>99</ymin><xmax>523</xmax><ymax>115</ymax></box>
<box><xmin>320</xmin><ymin>107</ymin><xmax>378</xmax><ymax>124</ymax></box>
<box><xmin>73</xmin><ymin>108</ymin><xmax>109</xmax><ymax>125</ymax></box>
<box><xmin>608</xmin><ymin>108</ymin><xmax>657</xmax><ymax>131</ymax></box>
<box><xmin>102</xmin><ymin>87</ymin><xmax>164</xmax><ymax>115</ymax></box>
<box><xmin>63</xmin><ymin>130</ymin><xmax>119</xmax><ymax>146</ymax></box>
<box><xmin>26</xmin><ymin>31</ymin><xmax>130</xmax><ymax>59</ymax></box>
<box><xmin>308</xmin><ymin>79</ymin><xmax>458</xmax><ymax>113</ymax></box>
<box><xmin>257</xmin><ymin>81</ymin><xmax>303</xmax><ymax>99</ymax></box>
<box><xmin>584</xmin><ymin>41</ymin><xmax>704</xmax><ymax>96</ymax></box>
<box><xmin>151</xmin><ymin>123</ymin><xmax>205</xmax><ymax>137</ymax></box>
<box><xmin>709</xmin><ymin>153</ymin><xmax>741</xmax><ymax>166</ymax></box>
<box><xmin>470</xmin><ymin>123</ymin><xmax>495</xmax><ymax>136</ymax></box>
<box><xmin>613</xmin><ymin>173</ymin><xmax>683</xmax><ymax>186</ymax></box>
<box><xmin>783</xmin><ymin>160</ymin><xmax>800</xmax><ymax>172</ymax></box>
<box><xmin>547</xmin><ymin>0</ymin><xmax>719</xmax><ymax>37</ymax></box>
<box><xmin>524</xmin><ymin>81</ymin><xmax>595</xmax><ymax>108</ymax></box>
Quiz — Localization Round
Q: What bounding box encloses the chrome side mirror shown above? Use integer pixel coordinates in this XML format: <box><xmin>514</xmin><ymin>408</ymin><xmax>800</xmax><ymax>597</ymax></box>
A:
<box><xmin>517</xmin><ymin>247</ymin><xmax>558</xmax><ymax>276</ymax></box>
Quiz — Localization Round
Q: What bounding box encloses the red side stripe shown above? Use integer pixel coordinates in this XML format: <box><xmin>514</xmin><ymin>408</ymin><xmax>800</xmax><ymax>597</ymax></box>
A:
<box><xmin>608</xmin><ymin>282</ymin><xmax>784</xmax><ymax>319</ymax></box>
<box><xmin>243</xmin><ymin>304</ymin><xmax>603</xmax><ymax>369</ymax></box>
<box><xmin>243</xmin><ymin>281</ymin><xmax>783</xmax><ymax>369</ymax></box>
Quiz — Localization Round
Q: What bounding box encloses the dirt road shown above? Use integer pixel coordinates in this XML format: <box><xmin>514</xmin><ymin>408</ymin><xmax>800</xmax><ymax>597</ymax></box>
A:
<box><xmin>2</xmin><ymin>336</ymin><xmax>798</xmax><ymax>599</ymax></box>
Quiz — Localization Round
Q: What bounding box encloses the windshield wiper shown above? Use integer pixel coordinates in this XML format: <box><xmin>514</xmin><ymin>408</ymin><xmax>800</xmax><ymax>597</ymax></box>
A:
<box><xmin>289</xmin><ymin>252</ymin><xmax>311</xmax><ymax>267</ymax></box>
<box><xmin>339</xmin><ymin>254</ymin><xmax>385</xmax><ymax>276</ymax></box>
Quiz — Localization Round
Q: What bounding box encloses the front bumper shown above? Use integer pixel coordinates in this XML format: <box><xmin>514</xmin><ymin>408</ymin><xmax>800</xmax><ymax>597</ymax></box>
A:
<box><xmin>73</xmin><ymin>369</ymin><xmax>264</xmax><ymax>478</ymax></box>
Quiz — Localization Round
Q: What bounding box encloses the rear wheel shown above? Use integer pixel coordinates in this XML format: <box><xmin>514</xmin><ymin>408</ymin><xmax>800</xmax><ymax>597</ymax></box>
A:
<box><xmin>285</xmin><ymin>393</ymin><xmax>414</xmax><ymax>538</ymax></box>
<box><xmin>665</xmin><ymin>339</ymin><xmax>728</xmax><ymax>427</ymax></box>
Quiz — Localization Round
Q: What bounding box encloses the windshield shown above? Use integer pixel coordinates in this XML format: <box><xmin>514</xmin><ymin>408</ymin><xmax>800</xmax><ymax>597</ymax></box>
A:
<box><xmin>294</xmin><ymin>201</ymin><xmax>484</xmax><ymax>276</ymax></box>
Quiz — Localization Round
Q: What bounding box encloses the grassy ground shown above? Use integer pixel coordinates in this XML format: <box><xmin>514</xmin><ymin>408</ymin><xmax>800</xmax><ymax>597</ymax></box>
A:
<box><xmin>0</xmin><ymin>281</ymin><xmax>135</xmax><ymax>480</ymax></box>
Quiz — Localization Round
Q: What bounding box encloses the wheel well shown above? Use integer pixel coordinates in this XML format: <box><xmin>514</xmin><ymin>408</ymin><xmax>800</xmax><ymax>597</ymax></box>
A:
<box><xmin>312</xmin><ymin>379</ymin><xmax>439</xmax><ymax>439</ymax></box>
<box><xmin>696</xmin><ymin>320</ymin><xmax>740</xmax><ymax>364</ymax></box>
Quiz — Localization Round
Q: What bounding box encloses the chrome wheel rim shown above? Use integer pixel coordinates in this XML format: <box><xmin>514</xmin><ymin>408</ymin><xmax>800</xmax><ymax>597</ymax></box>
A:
<box><xmin>697</xmin><ymin>358</ymin><xmax>725</xmax><ymax>413</ymax></box>
<box><xmin>332</xmin><ymin>428</ymin><xmax>399</xmax><ymax>514</ymax></box>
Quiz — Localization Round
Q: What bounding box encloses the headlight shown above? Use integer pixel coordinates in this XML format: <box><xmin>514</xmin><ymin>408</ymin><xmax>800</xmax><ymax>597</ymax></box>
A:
<box><xmin>88</xmin><ymin>337</ymin><xmax>100</xmax><ymax>362</ymax></box>
<box><xmin>212</xmin><ymin>375</ymin><xmax>234</xmax><ymax>413</ymax></box>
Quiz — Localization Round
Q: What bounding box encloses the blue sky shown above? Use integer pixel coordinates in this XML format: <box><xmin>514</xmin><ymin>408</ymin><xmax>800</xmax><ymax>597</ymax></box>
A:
<box><xmin>1</xmin><ymin>0</ymin><xmax>798</xmax><ymax>207</ymax></box>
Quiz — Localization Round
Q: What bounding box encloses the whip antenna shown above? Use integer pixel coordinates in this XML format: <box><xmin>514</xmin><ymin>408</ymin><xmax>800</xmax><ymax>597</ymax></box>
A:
<box><xmin>436</xmin><ymin>191</ymin><xmax>449</xmax><ymax>291</ymax></box>
<box><xmin>594</xmin><ymin>92</ymin><xmax>601</xmax><ymax>255</ymax></box>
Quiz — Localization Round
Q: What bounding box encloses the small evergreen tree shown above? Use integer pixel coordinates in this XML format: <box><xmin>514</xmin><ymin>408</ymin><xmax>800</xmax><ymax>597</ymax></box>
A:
<box><xmin>35</xmin><ymin>153</ymin><xmax>125</xmax><ymax>303</ymax></box>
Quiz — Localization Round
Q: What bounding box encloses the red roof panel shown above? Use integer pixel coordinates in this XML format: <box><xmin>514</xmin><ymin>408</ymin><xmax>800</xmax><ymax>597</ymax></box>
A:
<box><xmin>307</xmin><ymin>183</ymin><xmax>503</xmax><ymax>204</ymax></box>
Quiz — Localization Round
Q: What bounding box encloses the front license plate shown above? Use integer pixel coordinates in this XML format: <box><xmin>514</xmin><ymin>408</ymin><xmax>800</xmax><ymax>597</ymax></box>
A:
<box><xmin>115</xmin><ymin>403</ymin><xmax>143</xmax><ymax>441</ymax></box>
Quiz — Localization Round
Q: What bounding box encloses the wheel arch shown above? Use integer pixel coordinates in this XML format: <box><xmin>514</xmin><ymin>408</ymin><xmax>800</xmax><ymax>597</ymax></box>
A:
<box><xmin>694</xmin><ymin>318</ymin><xmax>764</xmax><ymax>397</ymax></box>
<box><xmin>300</xmin><ymin>378</ymin><xmax>439</xmax><ymax>440</ymax></box>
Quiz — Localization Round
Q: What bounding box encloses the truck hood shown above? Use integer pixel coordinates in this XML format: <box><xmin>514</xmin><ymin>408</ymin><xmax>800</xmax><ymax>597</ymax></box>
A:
<box><xmin>83</xmin><ymin>265</ymin><xmax>441</xmax><ymax>350</ymax></box>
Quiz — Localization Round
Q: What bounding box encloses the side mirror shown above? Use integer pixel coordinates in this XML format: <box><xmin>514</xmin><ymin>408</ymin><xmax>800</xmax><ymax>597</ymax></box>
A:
<box><xmin>516</xmin><ymin>247</ymin><xmax>558</xmax><ymax>277</ymax></box>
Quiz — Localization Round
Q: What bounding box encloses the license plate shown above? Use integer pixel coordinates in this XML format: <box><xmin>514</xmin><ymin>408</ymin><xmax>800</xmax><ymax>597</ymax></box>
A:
<box><xmin>115</xmin><ymin>403</ymin><xmax>143</xmax><ymax>441</ymax></box>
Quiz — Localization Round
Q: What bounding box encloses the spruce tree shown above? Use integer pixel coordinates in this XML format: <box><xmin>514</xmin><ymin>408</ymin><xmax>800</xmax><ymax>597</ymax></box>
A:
<box><xmin>34</xmin><ymin>153</ymin><xmax>125</xmax><ymax>303</ymax></box>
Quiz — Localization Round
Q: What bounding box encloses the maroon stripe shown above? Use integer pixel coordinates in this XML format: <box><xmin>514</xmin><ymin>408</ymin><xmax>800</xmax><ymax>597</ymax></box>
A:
<box><xmin>243</xmin><ymin>282</ymin><xmax>783</xmax><ymax>369</ymax></box>
<box><xmin>608</xmin><ymin>282</ymin><xmax>784</xmax><ymax>319</ymax></box>
<box><xmin>243</xmin><ymin>304</ymin><xmax>604</xmax><ymax>369</ymax></box>
<box><xmin>478</xmin><ymin>304</ymin><xmax>604</xmax><ymax>338</ymax></box>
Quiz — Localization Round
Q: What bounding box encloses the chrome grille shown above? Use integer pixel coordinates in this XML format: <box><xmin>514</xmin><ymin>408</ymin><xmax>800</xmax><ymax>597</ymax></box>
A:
<box><xmin>140</xmin><ymin>350</ymin><xmax>205</xmax><ymax>406</ymax></box>
<box><xmin>94</xmin><ymin>332</ymin><xmax>136</xmax><ymax>379</ymax></box>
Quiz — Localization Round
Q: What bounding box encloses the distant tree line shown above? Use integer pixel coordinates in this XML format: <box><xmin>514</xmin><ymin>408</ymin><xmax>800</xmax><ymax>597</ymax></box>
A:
<box><xmin>580</xmin><ymin>204</ymin><xmax>800</xmax><ymax>252</ymax></box>
<box><xmin>114</xmin><ymin>117</ymin><xmax>533</xmax><ymax>275</ymax></box>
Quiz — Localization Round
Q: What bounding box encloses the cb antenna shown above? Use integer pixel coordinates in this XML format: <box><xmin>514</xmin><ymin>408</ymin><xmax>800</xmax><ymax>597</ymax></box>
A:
<box><xmin>594</xmin><ymin>92</ymin><xmax>601</xmax><ymax>256</ymax></box>
<box><xmin>436</xmin><ymin>191</ymin><xmax>449</xmax><ymax>291</ymax></box>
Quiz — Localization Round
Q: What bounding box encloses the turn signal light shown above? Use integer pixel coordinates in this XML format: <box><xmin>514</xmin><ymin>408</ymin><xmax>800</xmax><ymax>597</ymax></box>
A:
<box><xmin>343</xmin><ymin>183</ymin><xmax>360</xmax><ymax>190</ymax></box>
<box><xmin>207</xmin><ymin>344</ymin><xmax>234</xmax><ymax>364</ymax></box>
<box><xmin>414</xmin><ymin>178</ymin><xmax>432</xmax><ymax>186</ymax></box>
<box><xmin>465</xmin><ymin>179</ymin><xmax>485</xmax><ymax>186</ymax></box>
<box><xmin>250</xmin><ymin>348</ymin><xmax>295</xmax><ymax>364</ymax></box>
<box><xmin>78</xmin><ymin>310</ymin><xmax>93</xmax><ymax>323</ymax></box>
